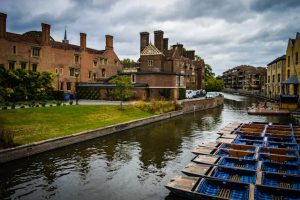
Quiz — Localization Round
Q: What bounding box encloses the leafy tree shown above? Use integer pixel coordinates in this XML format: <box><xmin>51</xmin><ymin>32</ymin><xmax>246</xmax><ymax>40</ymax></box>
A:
<box><xmin>205</xmin><ymin>64</ymin><xmax>215</xmax><ymax>81</ymax></box>
<box><xmin>205</xmin><ymin>76</ymin><xmax>224</xmax><ymax>92</ymax></box>
<box><xmin>109</xmin><ymin>75</ymin><xmax>133</xmax><ymax>109</ymax></box>
<box><xmin>121</xmin><ymin>58</ymin><xmax>135</xmax><ymax>66</ymax></box>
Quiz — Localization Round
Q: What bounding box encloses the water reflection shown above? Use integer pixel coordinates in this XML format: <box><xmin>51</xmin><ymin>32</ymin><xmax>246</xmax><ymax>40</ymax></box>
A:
<box><xmin>0</xmin><ymin>94</ymin><xmax>291</xmax><ymax>200</ymax></box>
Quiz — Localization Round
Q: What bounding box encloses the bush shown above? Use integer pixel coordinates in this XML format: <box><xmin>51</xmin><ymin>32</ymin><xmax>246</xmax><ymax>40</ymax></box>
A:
<box><xmin>179</xmin><ymin>88</ymin><xmax>186</xmax><ymax>100</ymax></box>
<box><xmin>132</xmin><ymin>99</ymin><xmax>181</xmax><ymax>114</ymax></box>
<box><xmin>69</xmin><ymin>100</ymin><xmax>73</xmax><ymax>105</ymax></box>
<box><xmin>0</xmin><ymin>129</ymin><xmax>15</xmax><ymax>148</ymax></box>
<box><xmin>56</xmin><ymin>101</ymin><xmax>61</xmax><ymax>106</ymax></box>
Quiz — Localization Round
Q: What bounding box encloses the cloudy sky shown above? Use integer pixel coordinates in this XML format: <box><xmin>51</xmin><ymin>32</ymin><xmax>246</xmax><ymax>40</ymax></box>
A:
<box><xmin>1</xmin><ymin>0</ymin><xmax>300</xmax><ymax>75</ymax></box>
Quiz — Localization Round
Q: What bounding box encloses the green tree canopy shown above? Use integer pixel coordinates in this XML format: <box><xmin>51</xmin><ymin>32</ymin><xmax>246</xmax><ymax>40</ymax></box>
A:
<box><xmin>109</xmin><ymin>75</ymin><xmax>133</xmax><ymax>109</ymax></box>
<box><xmin>205</xmin><ymin>76</ymin><xmax>224</xmax><ymax>92</ymax></box>
<box><xmin>121</xmin><ymin>58</ymin><xmax>135</xmax><ymax>66</ymax></box>
<box><xmin>205</xmin><ymin>64</ymin><xmax>215</xmax><ymax>80</ymax></box>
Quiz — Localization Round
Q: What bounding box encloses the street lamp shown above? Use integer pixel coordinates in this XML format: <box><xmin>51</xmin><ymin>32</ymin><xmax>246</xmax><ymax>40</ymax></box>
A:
<box><xmin>75</xmin><ymin>70</ymin><xmax>79</xmax><ymax>105</ymax></box>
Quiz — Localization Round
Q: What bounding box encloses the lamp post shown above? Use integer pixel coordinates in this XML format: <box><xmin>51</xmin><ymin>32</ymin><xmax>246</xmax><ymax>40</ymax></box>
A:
<box><xmin>75</xmin><ymin>70</ymin><xmax>79</xmax><ymax>105</ymax></box>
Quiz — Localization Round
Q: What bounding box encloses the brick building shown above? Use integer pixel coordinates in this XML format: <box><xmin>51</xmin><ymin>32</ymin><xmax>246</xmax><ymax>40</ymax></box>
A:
<box><xmin>120</xmin><ymin>30</ymin><xmax>205</xmax><ymax>100</ymax></box>
<box><xmin>222</xmin><ymin>65</ymin><xmax>267</xmax><ymax>94</ymax></box>
<box><xmin>0</xmin><ymin>12</ymin><xmax>122</xmax><ymax>94</ymax></box>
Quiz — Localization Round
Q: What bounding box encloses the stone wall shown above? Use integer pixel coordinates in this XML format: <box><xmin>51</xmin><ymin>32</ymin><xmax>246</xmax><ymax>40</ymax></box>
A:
<box><xmin>181</xmin><ymin>96</ymin><xmax>224</xmax><ymax>113</ymax></box>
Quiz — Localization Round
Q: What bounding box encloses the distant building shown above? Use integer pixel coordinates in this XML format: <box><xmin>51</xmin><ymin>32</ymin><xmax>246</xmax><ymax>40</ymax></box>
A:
<box><xmin>120</xmin><ymin>30</ymin><xmax>205</xmax><ymax>100</ymax></box>
<box><xmin>222</xmin><ymin>65</ymin><xmax>267</xmax><ymax>94</ymax></box>
<box><xmin>282</xmin><ymin>32</ymin><xmax>300</xmax><ymax>95</ymax></box>
<box><xmin>266</xmin><ymin>55</ymin><xmax>286</xmax><ymax>97</ymax></box>
<box><xmin>0</xmin><ymin>12</ymin><xmax>122</xmax><ymax>94</ymax></box>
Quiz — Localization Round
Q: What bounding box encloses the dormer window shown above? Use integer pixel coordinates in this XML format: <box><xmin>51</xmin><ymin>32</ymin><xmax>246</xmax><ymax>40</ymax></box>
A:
<box><xmin>148</xmin><ymin>60</ymin><xmax>153</xmax><ymax>66</ymax></box>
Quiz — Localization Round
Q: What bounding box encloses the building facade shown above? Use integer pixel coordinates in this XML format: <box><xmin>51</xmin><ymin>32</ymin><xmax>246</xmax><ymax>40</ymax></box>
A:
<box><xmin>282</xmin><ymin>32</ymin><xmax>300</xmax><ymax>95</ymax></box>
<box><xmin>0</xmin><ymin>12</ymin><xmax>122</xmax><ymax>94</ymax></box>
<box><xmin>266</xmin><ymin>55</ymin><xmax>286</xmax><ymax>97</ymax></box>
<box><xmin>222</xmin><ymin>65</ymin><xmax>267</xmax><ymax>94</ymax></box>
<box><xmin>120</xmin><ymin>30</ymin><xmax>205</xmax><ymax>100</ymax></box>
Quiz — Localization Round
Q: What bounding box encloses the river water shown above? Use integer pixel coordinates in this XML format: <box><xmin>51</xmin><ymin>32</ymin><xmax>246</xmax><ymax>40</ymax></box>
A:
<box><xmin>0</xmin><ymin>93</ymin><xmax>291</xmax><ymax>200</ymax></box>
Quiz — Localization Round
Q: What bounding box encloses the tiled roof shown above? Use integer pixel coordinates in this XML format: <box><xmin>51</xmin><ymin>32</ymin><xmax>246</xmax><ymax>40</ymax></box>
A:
<box><xmin>6</xmin><ymin>32</ymin><xmax>105</xmax><ymax>55</ymax></box>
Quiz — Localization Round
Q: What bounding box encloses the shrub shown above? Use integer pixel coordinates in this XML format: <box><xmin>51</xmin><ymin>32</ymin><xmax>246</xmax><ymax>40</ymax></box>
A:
<box><xmin>132</xmin><ymin>99</ymin><xmax>181</xmax><ymax>114</ymax></box>
<box><xmin>0</xmin><ymin>129</ymin><xmax>15</xmax><ymax>148</ymax></box>
<box><xmin>69</xmin><ymin>100</ymin><xmax>73</xmax><ymax>105</ymax></box>
<box><xmin>11</xmin><ymin>104</ymin><xmax>16</xmax><ymax>109</ymax></box>
<box><xmin>56</xmin><ymin>101</ymin><xmax>61</xmax><ymax>106</ymax></box>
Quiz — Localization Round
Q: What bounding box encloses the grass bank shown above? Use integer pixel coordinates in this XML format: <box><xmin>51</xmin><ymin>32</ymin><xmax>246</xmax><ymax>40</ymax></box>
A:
<box><xmin>0</xmin><ymin>105</ymin><xmax>154</xmax><ymax>146</ymax></box>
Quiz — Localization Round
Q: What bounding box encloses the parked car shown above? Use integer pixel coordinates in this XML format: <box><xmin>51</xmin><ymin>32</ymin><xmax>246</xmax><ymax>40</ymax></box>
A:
<box><xmin>186</xmin><ymin>90</ymin><xmax>194</xmax><ymax>99</ymax></box>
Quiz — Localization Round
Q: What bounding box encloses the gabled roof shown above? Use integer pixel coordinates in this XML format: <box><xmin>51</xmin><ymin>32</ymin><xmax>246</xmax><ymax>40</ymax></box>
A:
<box><xmin>282</xmin><ymin>75</ymin><xmax>299</xmax><ymax>84</ymax></box>
<box><xmin>267</xmin><ymin>55</ymin><xmax>286</xmax><ymax>66</ymax></box>
<box><xmin>141</xmin><ymin>43</ymin><xmax>163</xmax><ymax>55</ymax></box>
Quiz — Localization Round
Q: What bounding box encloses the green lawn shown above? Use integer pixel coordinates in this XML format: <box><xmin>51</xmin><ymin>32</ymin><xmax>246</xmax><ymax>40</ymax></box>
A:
<box><xmin>0</xmin><ymin>105</ymin><xmax>154</xmax><ymax>145</ymax></box>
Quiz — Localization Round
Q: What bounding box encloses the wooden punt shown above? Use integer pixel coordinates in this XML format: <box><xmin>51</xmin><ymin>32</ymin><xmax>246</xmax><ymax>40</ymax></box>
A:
<box><xmin>220</xmin><ymin>143</ymin><xmax>257</xmax><ymax>152</ymax></box>
<box><xmin>233</xmin><ymin>139</ymin><xmax>264</xmax><ymax>147</ymax></box>
<box><xmin>267</xmin><ymin>136</ymin><xmax>296</xmax><ymax>143</ymax></box>
<box><xmin>237</xmin><ymin>130</ymin><xmax>264</xmax><ymax>136</ymax></box>
<box><xmin>258</xmin><ymin>154</ymin><xmax>299</xmax><ymax>165</ymax></box>
<box><xmin>210</xmin><ymin>166</ymin><xmax>257</xmax><ymax>184</ymax></box>
<box><xmin>197</xmin><ymin>141</ymin><xmax>222</xmax><ymax>148</ymax></box>
<box><xmin>267</xmin><ymin>142</ymin><xmax>299</xmax><ymax>150</ymax></box>
<box><xmin>192</xmin><ymin>146</ymin><xmax>218</xmax><ymax>155</ymax></box>
<box><xmin>259</xmin><ymin>147</ymin><xmax>299</xmax><ymax>157</ymax></box>
<box><xmin>266</xmin><ymin>129</ymin><xmax>292</xmax><ymax>135</ymax></box>
<box><xmin>218</xmin><ymin>134</ymin><xmax>237</xmax><ymax>139</ymax></box>
<box><xmin>239</xmin><ymin>127</ymin><xmax>265</xmax><ymax>133</ymax></box>
<box><xmin>182</xmin><ymin>163</ymin><xmax>213</xmax><ymax>176</ymax></box>
<box><xmin>257</xmin><ymin>171</ymin><xmax>300</xmax><ymax>190</ymax></box>
<box><xmin>217</xmin><ymin>138</ymin><xmax>235</xmax><ymax>144</ymax></box>
<box><xmin>218</xmin><ymin>157</ymin><xmax>258</xmax><ymax>170</ymax></box>
<box><xmin>255</xmin><ymin>185</ymin><xmax>299</xmax><ymax>200</ymax></box>
<box><xmin>261</xmin><ymin>162</ymin><xmax>300</xmax><ymax>175</ymax></box>
<box><xmin>192</xmin><ymin>154</ymin><xmax>220</xmax><ymax>165</ymax></box>
<box><xmin>165</xmin><ymin>176</ymin><xmax>253</xmax><ymax>200</ymax></box>
<box><xmin>215</xmin><ymin>149</ymin><xmax>256</xmax><ymax>160</ymax></box>
<box><xmin>237</xmin><ymin>135</ymin><xmax>264</xmax><ymax>141</ymax></box>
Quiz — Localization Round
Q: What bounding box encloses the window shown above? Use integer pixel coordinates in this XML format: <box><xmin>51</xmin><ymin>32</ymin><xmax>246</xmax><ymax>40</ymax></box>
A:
<box><xmin>60</xmin><ymin>68</ymin><xmax>63</xmax><ymax>75</ymax></box>
<box><xmin>32</xmin><ymin>64</ymin><xmax>37</xmax><ymax>72</ymax></box>
<box><xmin>288</xmin><ymin>56</ymin><xmax>290</xmax><ymax>67</ymax></box>
<box><xmin>55</xmin><ymin>68</ymin><xmax>58</xmax><ymax>74</ymax></box>
<box><xmin>93</xmin><ymin>73</ymin><xmax>97</xmax><ymax>81</ymax></box>
<box><xmin>131</xmin><ymin>74</ymin><xmax>136</xmax><ymax>83</ymax></box>
<box><xmin>70</xmin><ymin>68</ymin><xmax>75</xmax><ymax>76</ymax></box>
<box><xmin>9</xmin><ymin>61</ymin><xmax>15</xmax><ymax>70</ymax></box>
<box><xmin>12</xmin><ymin>46</ymin><xmax>16</xmax><ymax>55</ymax></box>
<box><xmin>104</xmin><ymin>59</ymin><xmax>108</xmax><ymax>65</ymax></box>
<box><xmin>32</xmin><ymin>48</ymin><xmax>40</xmax><ymax>57</ymax></box>
<box><xmin>296</xmin><ymin>52</ymin><xmax>299</xmax><ymax>65</ymax></box>
<box><xmin>278</xmin><ymin>74</ymin><xmax>280</xmax><ymax>82</ymax></box>
<box><xmin>101</xmin><ymin>68</ymin><xmax>106</xmax><ymax>77</ymax></box>
<box><xmin>67</xmin><ymin>82</ymin><xmax>71</xmax><ymax>90</ymax></box>
<box><xmin>287</xmin><ymin>69</ymin><xmax>290</xmax><ymax>78</ymax></box>
<box><xmin>148</xmin><ymin>60</ymin><xmax>153</xmax><ymax>66</ymax></box>
<box><xmin>88</xmin><ymin>71</ymin><xmax>92</xmax><ymax>79</ymax></box>
<box><xmin>60</xmin><ymin>82</ymin><xmax>64</xmax><ymax>90</ymax></box>
<box><xmin>21</xmin><ymin>62</ymin><xmax>27</xmax><ymax>70</ymax></box>
<box><xmin>74</xmin><ymin>55</ymin><xmax>80</xmax><ymax>64</ymax></box>
<box><xmin>100</xmin><ymin>58</ymin><xmax>104</xmax><ymax>64</ymax></box>
<box><xmin>272</xmin><ymin>75</ymin><xmax>275</xmax><ymax>82</ymax></box>
<box><xmin>93</xmin><ymin>60</ymin><xmax>97</xmax><ymax>67</ymax></box>
<box><xmin>268</xmin><ymin>76</ymin><xmax>270</xmax><ymax>83</ymax></box>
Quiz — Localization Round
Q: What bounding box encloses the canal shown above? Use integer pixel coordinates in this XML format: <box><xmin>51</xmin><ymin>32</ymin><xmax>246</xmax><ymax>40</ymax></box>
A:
<box><xmin>0</xmin><ymin>93</ymin><xmax>291</xmax><ymax>200</ymax></box>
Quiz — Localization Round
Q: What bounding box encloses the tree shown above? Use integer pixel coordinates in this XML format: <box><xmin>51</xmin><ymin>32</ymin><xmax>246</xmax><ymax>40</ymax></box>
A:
<box><xmin>121</xmin><ymin>58</ymin><xmax>135</xmax><ymax>66</ymax></box>
<box><xmin>205</xmin><ymin>64</ymin><xmax>215</xmax><ymax>81</ymax></box>
<box><xmin>205</xmin><ymin>76</ymin><xmax>224</xmax><ymax>92</ymax></box>
<box><xmin>109</xmin><ymin>75</ymin><xmax>133</xmax><ymax>109</ymax></box>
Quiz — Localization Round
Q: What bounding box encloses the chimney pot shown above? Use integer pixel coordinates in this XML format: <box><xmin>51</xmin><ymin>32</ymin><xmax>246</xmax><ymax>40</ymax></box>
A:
<box><xmin>140</xmin><ymin>32</ymin><xmax>149</xmax><ymax>52</ymax></box>
<box><xmin>41</xmin><ymin>23</ymin><xmax>51</xmax><ymax>45</ymax></box>
<box><xmin>80</xmin><ymin>33</ymin><xmax>87</xmax><ymax>51</ymax></box>
<box><xmin>0</xmin><ymin>12</ymin><xmax>7</xmax><ymax>38</ymax></box>
<box><xmin>105</xmin><ymin>35</ymin><xmax>113</xmax><ymax>50</ymax></box>
<box><xmin>154</xmin><ymin>30</ymin><xmax>164</xmax><ymax>52</ymax></box>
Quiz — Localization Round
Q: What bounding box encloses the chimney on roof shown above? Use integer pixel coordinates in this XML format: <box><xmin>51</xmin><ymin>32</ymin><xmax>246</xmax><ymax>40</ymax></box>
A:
<box><xmin>105</xmin><ymin>35</ymin><xmax>113</xmax><ymax>50</ymax></box>
<box><xmin>41</xmin><ymin>23</ymin><xmax>51</xmax><ymax>45</ymax></box>
<box><xmin>140</xmin><ymin>32</ymin><xmax>149</xmax><ymax>52</ymax></box>
<box><xmin>80</xmin><ymin>33</ymin><xmax>86</xmax><ymax>51</ymax></box>
<box><xmin>173</xmin><ymin>43</ymin><xmax>184</xmax><ymax>56</ymax></box>
<box><xmin>186</xmin><ymin>50</ymin><xmax>195</xmax><ymax>60</ymax></box>
<box><xmin>163</xmin><ymin>38</ymin><xmax>168</xmax><ymax>51</ymax></box>
<box><xmin>154</xmin><ymin>30</ymin><xmax>164</xmax><ymax>52</ymax></box>
<box><xmin>0</xmin><ymin>12</ymin><xmax>7</xmax><ymax>38</ymax></box>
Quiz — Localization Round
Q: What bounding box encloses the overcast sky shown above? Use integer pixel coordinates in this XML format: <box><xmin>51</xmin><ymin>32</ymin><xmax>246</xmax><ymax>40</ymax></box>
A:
<box><xmin>1</xmin><ymin>0</ymin><xmax>300</xmax><ymax>75</ymax></box>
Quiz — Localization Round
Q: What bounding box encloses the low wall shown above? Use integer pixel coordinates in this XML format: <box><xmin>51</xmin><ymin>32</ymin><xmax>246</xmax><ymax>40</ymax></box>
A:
<box><xmin>181</xmin><ymin>96</ymin><xmax>224</xmax><ymax>113</ymax></box>
<box><xmin>0</xmin><ymin>97</ymin><xmax>224</xmax><ymax>163</ymax></box>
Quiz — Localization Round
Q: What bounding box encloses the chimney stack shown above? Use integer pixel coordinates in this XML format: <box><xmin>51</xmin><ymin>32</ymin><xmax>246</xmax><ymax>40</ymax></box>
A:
<box><xmin>173</xmin><ymin>43</ymin><xmax>184</xmax><ymax>56</ymax></box>
<box><xmin>0</xmin><ymin>12</ymin><xmax>7</xmax><ymax>38</ymax></box>
<box><xmin>154</xmin><ymin>30</ymin><xmax>164</xmax><ymax>52</ymax></box>
<box><xmin>140</xmin><ymin>32</ymin><xmax>149</xmax><ymax>52</ymax></box>
<box><xmin>105</xmin><ymin>35</ymin><xmax>113</xmax><ymax>50</ymax></box>
<box><xmin>186</xmin><ymin>50</ymin><xmax>195</xmax><ymax>60</ymax></box>
<box><xmin>41</xmin><ymin>23</ymin><xmax>51</xmax><ymax>45</ymax></box>
<box><xmin>80</xmin><ymin>33</ymin><xmax>86</xmax><ymax>51</ymax></box>
<box><xmin>163</xmin><ymin>38</ymin><xmax>169</xmax><ymax>51</ymax></box>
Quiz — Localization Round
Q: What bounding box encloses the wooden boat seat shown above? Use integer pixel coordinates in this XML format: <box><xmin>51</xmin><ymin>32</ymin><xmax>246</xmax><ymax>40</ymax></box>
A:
<box><xmin>192</xmin><ymin>146</ymin><xmax>217</xmax><ymax>155</ymax></box>
<box><xmin>182</xmin><ymin>163</ymin><xmax>212</xmax><ymax>176</ymax></box>
<box><xmin>165</xmin><ymin>175</ymin><xmax>199</xmax><ymax>191</ymax></box>
<box><xmin>192</xmin><ymin>154</ymin><xmax>220</xmax><ymax>165</ymax></box>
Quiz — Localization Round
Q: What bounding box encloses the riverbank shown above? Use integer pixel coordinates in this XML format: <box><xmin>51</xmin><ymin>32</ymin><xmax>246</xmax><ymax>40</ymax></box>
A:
<box><xmin>0</xmin><ymin>96</ymin><xmax>224</xmax><ymax>163</ymax></box>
